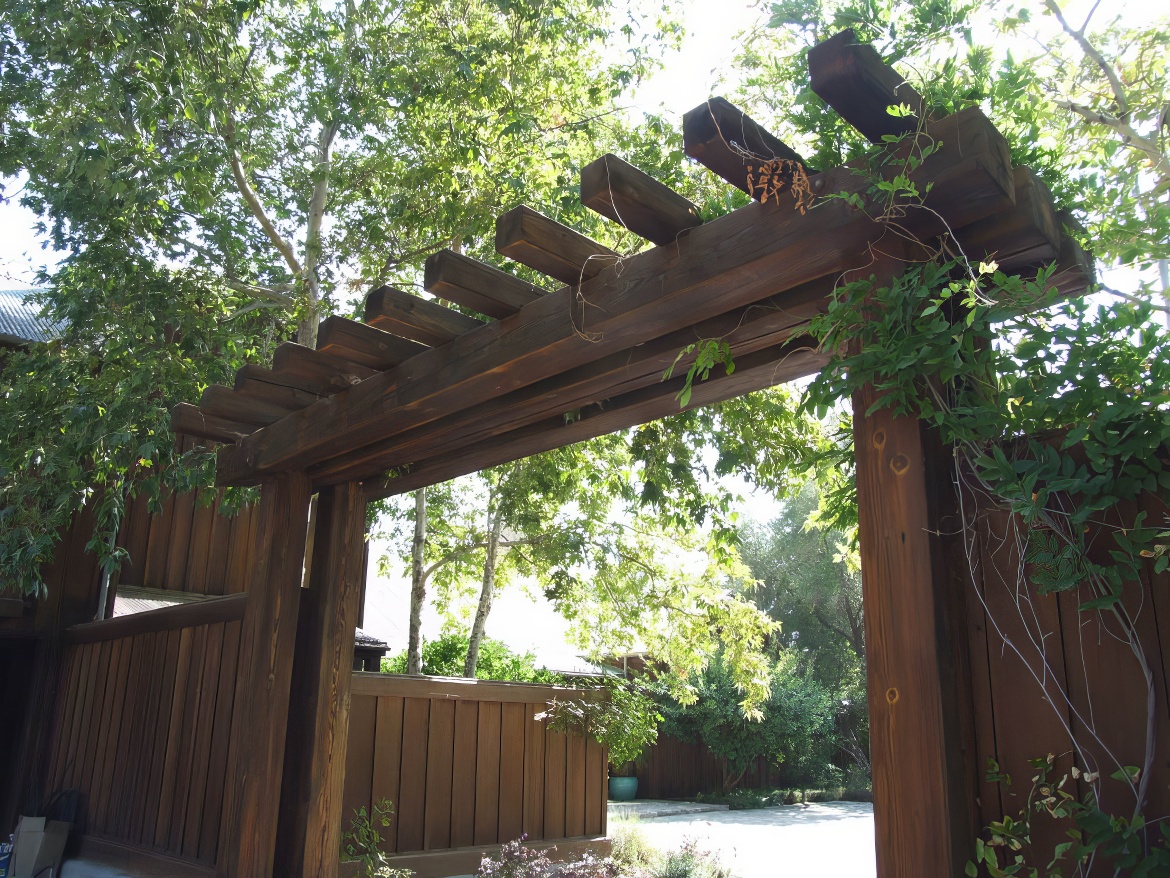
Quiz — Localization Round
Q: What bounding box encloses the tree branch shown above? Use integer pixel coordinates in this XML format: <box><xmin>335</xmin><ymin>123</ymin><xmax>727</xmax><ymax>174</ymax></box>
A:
<box><xmin>1044</xmin><ymin>0</ymin><xmax>1128</xmax><ymax>117</ymax></box>
<box><xmin>1050</xmin><ymin>98</ymin><xmax>1170</xmax><ymax>181</ymax></box>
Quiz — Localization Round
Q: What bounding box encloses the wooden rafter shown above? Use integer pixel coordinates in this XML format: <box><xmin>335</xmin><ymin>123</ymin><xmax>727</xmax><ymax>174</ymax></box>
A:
<box><xmin>581</xmin><ymin>153</ymin><xmax>703</xmax><ymax>246</ymax></box>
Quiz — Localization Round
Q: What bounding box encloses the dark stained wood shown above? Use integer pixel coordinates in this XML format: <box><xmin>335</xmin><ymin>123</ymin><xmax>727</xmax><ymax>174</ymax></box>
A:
<box><xmin>155</xmin><ymin>626</ymin><xmax>196</xmax><ymax>847</ymax></box>
<box><xmin>450</xmin><ymin>700</ymin><xmax>479</xmax><ymax>848</ymax></box>
<box><xmin>164</xmin><ymin>490</ymin><xmax>197</xmax><ymax>591</ymax></box>
<box><xmin>282</xmin><ymin>481</ymin><xmax>368</xmax><ymax>878</ymax></box>
<box><xmin>563</xmin><ymin>731</ymin><xmax>586</xmax><ymax>837</ymax></box>
<box><xmin>371</xmin><ymin>695</ymin><xmax>405</xmax><ymax>853</ymax></box>
<box><xmin>200</xmin><ymin>618</ymin><xmax>241</xmax><ymax>862</ymax></box>
<box><xmin>235</xmin><ymin>372</ymin><xmax>321</xmax><ymax>411</ymax></box>
<box><xmin>397</xmin><ymin>697</ymin><xmax>431</xmax><ymax>852</ymax></box>
<box><xmin>808</xmin><ymin>29</ymin><xmax>928</xmax><ymax>143</ymax></box>
<box><xmin>365</xmin><ymin>340</ymin><xmax>828</xmax><ymax>499</ymax></box>
<box><xmin>199</xmin><ymin>385</ymin><xmax>290</xmax><ymax>429</ymax></box>
<box><xmin>217</xmin><ymin>473</ymin><xmax>311</xmax><ymax>878</ymax></box>
<box><xmin>522</xmin><ymin>705</ymin><xmax>545</xmax><ymax>841</ymax></box>
<box><xmin>498</xmin><ymin>702</ymin><xmax>526</xmax><ymax>843</ymax></box>
<box><xmin>364</xmin><ymin>286</ymin><xmax>485</xmax><ymax>347</ymax></box>
<box><xmin>235</xmin><ymin>363</ymin><xmax>337</xmax><ymax>400</ymax></box>
<box><xmin>349</xmin><ymin>673</ymin><xmax>593</xmax><ymax>704</ymax></box>
<box><xmin>182</xmin><ymin>620</ymin><xmax>225</xmax><ymax>859</ymax></box>
<box><xmin>683</xmin><ymin>97</ymin><xmax>808</xmax><ymax>194</ymax></box>
<box><xmin>581</xmin><ymin>154</ymin><xmax>703</xmax><ymax>246</ymax></box>
<box><xmin>319</xmin><ymin>275</ymin><xmax>834</xmax><ymax>488</ymax></box>
<box><xmin>184</xmin><ymin>501</ymin><xmax>216</xmax><ymax>594</ymax></box>
<box><xmin>64</xmin><ymin>594</ymin><xmax>247</xmax><ymax>644</ymax></box>
<box><xmin>954</xmin><ymin>167</ymin><xmax>1061</xmax><ymax>270</ymax></box>
<box><xmin>316</xmin><ymin>316</ymin><xmax>429</xmax><ymax>370</ymax></box>
<box><xmin>495</xmin><ymin>205</ymin><xmax>620</xmax><ymax>286</ymax></box>
<box><xmin>473</xmin><ymin>702</ymin><xmax>502</xmax><ymax>846</ymax></box>
<box><xmin>171</xmin><ymin>403</ymin><xmax>254</xmax><ymax>445</ymax></box>
<box><xmin>543</xmin><ymin>729</ymin><xmax>566</xmax><ymax>840</ymax></box>
<box><xmin>271</xmin><ymin>342</ymin><xmax>378</xmax><ymax>392</ymax></box>
<box><xmin>424</xmin><ymin>249</ymin><xmax>546</xmax><ymax>319</ymax></box>
<box><xmin>424</xmin><ymin>699</ymin><xmax>456</xmax><ymax>850</ymax></box>
<box><xmin>851</xmin><ymin>321</ymin><xmax>974</xmax><ymax>878</ymax></box>
<box><xmin>144</xmin><ymin>493</ymin><xmax>177</xmax><ymax>586</ymax></box>
<box><xmin>219</xmin><ymin>107</ymin><xmax>1013</xmax><ymax>487</ymax></box>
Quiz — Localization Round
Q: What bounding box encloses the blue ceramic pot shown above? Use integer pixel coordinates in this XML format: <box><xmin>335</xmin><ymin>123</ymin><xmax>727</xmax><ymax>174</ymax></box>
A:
<box><xmin>608</xmin><ymin>776</ymin><xmax>638</xmax><ymax>801</ymax></box>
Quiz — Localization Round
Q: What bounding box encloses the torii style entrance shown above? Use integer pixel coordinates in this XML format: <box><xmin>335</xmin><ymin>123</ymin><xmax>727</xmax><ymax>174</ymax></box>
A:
<box><xmin>172</xmin><ymin>30</ymin><xmax>1090</xmax><ymax>878</ymax></box>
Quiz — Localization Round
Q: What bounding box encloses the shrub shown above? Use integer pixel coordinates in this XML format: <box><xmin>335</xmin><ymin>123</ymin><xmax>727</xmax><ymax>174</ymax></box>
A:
<box><xmin>340</xmin><ymin>798</ymin><xmax>413</xmax><ymax>878</ymax></box>
<box><xmin>382</xmin><ymin>634</ymin><xmax>561</xmax><ymax>683</ymax></box>
<box><xmin>652</xmin><ymin>840</ymin><xmax>733</xmax><ymax>878</ymax></box>
<box><xmin>476</xmin><ymin>838</ymin><xmax>620</xmax><ymax>878</ymax></box>
<box><xmin>610</xmin><ymin>822</ymin><xmax>657</xmax><ymax>873</ymax></box>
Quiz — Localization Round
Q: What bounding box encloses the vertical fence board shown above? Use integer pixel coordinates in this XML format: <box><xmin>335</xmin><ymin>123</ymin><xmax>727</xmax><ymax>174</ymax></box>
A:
<box><xmin>423</xmin><ymin>699</ymin><xmax>456</xmax><ymax>850</ymax></box>
<box><xmin>371</xmin><ymin>695</ymin><xmax>405</xmax><ymax>853</ymax></box>
<box><xmin>397</xmin><ymin>697</ymin><xmax>430</xmax><ymax>852</ymax></box>
<box><xmin>473</xmin><ymin>702</ymin><xmax>502</xmax><ymax>846</ymax></box>
<box><xmin>564</xmin><ymin>731</ymin><xmax>586</xmax><ymax>837</ymax></box>
<box><xmin>543</xmin><ymin>729</ymin><xmax>566</xmax><ymax>840</ymax></box>
<box><xmin>341</xmin><ymin>693</ymin><xmax>378</xmax><ymax>836</ymax></box>
<box><xmin>498</xmin><ymin>702</ymin><xmax>526</xmax><ymax>843</ymax></box>
<box><xmin>585</xmin><ymin>735</ymin><xmax>604</xmax><ymax>837</ymax></box>
<box><xmin>182</xmin><ymin>620</ymin><xmax>224</xmax><ymax>859</ymax></box>
<box><xmin>450</xmin><ymin>700</ymin><xmax>479</xmax><ymax>848</ymax></box>
<box><xmin>200</xmin><ymin>618</ymin><xmax>242</xmax><ymax>864</ymax></box>
<box><xmin>522</xmin><ymin>704</ymin><xmax>545</xmax><ymax>841</ymax></box>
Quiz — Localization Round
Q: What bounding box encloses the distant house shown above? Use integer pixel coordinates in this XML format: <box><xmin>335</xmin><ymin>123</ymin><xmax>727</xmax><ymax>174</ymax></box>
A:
<box><xmin>0</xmin><ymin>287</ymin><xmax>59</xmax><ymax>351</ymax></box>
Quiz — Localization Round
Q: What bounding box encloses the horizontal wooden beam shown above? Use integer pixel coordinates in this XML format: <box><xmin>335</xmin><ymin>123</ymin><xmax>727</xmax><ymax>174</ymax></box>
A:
<box><xmin>350</xmin><ymin>672</ymin><xmax>595</xmax><ymax>703</ymax></box>
<box><xmin>363</xmin><ymin>285</ymin><xmax>484</xmax><ymax>347</ymax></box>
<box><xmin>218</xmin><ymin>108</ymin><xmax>1013</xmax><ymax>487</ymax></box>
<box><xmin>316</xmin><ymin>316</ymin><xmax>428</xmax><ymax>370</ymax></box>
<box><xmin>236</xmin><ymin>373</ymin><xmax>321</xmax><ymax>411</ymax></box>
<box><xmin>63</xmin><ymin>593</ymin><xmax>248</xmax><ymax>644</ymax></box>
<box><xmin>495</xmin><ymin>204</ymin><xmax>620</xmax><ymax>285</ymax></box>
<box><xmin>683</xmin><ymin>97</ymin><xmax>809</xmax><ymax>195</ymax></box>
<box><xmin>235</xmin><ymin>363</ymin><xmax>340</xmax><ymax>400</ymax></box>
<box><xmin>271</xmin><ymin>342</ymin><xmax>377</xmax><ymax>392</ymax></box>
<box><xmin>808</xmin><ymin>28</ymin><xmax>928</xmax><ymax>144</ymax></box>
<box><xmin>200</xmin><ymin>384</ymin><xmax>291</xmax><ymax>428</ymax></box>
<box><xmin>581</xmin><ymin>154</ymin><xmax>703</xmax><ymax>246</ymax></box>
<box><xmin>365</xmin><ymin>338</ymin><xmax>828</xmax><ymax>500</ymax></box>
<box><xmin>312</xmin><ymin>276</ymin><xmax>833</xmax><ymax>487</ymax></box>
<box><xmin>953</xmin><ymin>166</ymin><xmax>1061</xmax><ymax>270</ymax></box>
<box><xmin>424</xmin><ymin>249</ymin><xmax>546</xmax><ymax>319</ymax></box>
<box><xmin>171</xmin><ymin>402</ymin><xmax>253</xmax><ymax>444</ymax></box>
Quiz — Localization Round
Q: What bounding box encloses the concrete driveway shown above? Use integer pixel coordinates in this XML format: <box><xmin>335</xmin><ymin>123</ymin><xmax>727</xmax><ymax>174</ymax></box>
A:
<box><xmin>618</xmin><ymin>801</ymin><xmax>876</xmax><ymax>878</ymax></box>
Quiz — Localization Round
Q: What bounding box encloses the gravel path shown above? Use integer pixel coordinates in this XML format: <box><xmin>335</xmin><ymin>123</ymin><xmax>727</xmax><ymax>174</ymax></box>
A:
<box><xmin>618</xmin><ymin>801</ymin><xmax>876</xmax><ymax>878</ymax></box>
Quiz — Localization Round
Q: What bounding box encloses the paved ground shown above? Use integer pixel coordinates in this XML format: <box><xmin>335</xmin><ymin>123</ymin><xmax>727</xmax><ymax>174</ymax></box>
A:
<box><xmin>608</xmin><ymin>799</ymin><xmax>729</xmax><ymax>820</ymax></box>
<box><xmin>617</xmin><ymin>801</ymin><xmax>876</xmax><ymax>878</ymax></box>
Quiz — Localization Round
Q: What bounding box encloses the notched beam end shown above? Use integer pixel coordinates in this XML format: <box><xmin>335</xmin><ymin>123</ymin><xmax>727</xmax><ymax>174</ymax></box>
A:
<box><xmin>363</xmin><ymin>285</ymin><xmax>484</xmax><ymax>347</ymax></box>
<box><xmin>172</xmin><ymin>402</ymin><xmax>253</xmax><ymax>445</ymax></box>
<box><xmin>316</xmin><ymin>315</ymin><xmax>428</xmax><ymax>371</ymax></box>
<box><xmin>581</xmin><ymin>153</ymin><xmax>703</xmax><ymax>247</ymax></box>
<box><xmin>424</xmin><ymin>249</ymin><xmax>545</xmax><ymax>319</ymax></box>
<box><xmin>495</xmin><ymin>205</ymin><xmax>620</xmax><ymax>286</ymax></box>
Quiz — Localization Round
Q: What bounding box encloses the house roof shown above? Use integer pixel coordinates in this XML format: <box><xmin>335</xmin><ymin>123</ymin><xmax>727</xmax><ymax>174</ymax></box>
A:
<box><xmin>0</xmin><ymin>288</ymin><xmax>60</xmax><ymax>347</ymax></box>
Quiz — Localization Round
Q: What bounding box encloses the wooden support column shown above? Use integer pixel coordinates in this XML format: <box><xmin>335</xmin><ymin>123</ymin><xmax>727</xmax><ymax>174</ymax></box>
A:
<box><xmin>850</xmin><ymin>265</ymin><xmax>976</xmax><ymax>878</ymax></box>
<box><xmin>276</xmin><ymin>481</ymin><xmax>367</xmax><ymax>878</ymax></box>
<box><xmin>218</xmin><ymin>472</ymin><xmax>312</xmax><ymax>878</ymax></box>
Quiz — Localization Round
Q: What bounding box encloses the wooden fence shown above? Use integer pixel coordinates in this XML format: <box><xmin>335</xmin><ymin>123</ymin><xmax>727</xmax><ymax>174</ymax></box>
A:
<box><xmin>45</xmin><ymin>595</ymin><xmax>247</xmax><ymax>868</ymax></box>
<box><xmin>634</xmin><ymin>736</ymin><xmax>780</xmax><ymax>799</ymax></box>
<box><xmin>963</xmin><ymin>492</ymin><xmax>1170</xmax><ymax>866</ymax></box>
<box><xmin>341</xmin><ymin>674</ymin><xmax>608</xmax><ymax>864</ymax></box>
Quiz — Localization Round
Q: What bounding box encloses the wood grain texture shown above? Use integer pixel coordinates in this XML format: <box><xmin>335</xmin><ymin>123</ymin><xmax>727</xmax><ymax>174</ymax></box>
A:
<box><xmin>64</xmin><ymin>594</ymin><xmax>247</xmax><ymax>643</ymax></box>
<box><xmin>281</xmin><ymin>481</ymin><xmax>368</xmax><ymax>878</ymax></box>
<box><xmin>219</xmin><ymin>108</ymin><xmax>1012</xmax><ymax>487</ymax></box>
<box><xmin>364</xmin><ymin>285</ymin><xmax>485</xmax><ymax>347</ymax></box>
<box><xmin>450</xmin><ymin>700</ymin><xmax>479</xmax><ymax>848</ymax></box>
<box><xmin>349</xmin><ymin>673</ymin><xmax>593</xmax><ymax>704</ymax></box>
<box><xmin>581</xmin><ymin>154</ymin><xmax>702</xmax><ymax>246</ymax></box>
<box><xmin>217</xmin><ymin>473</ymin><xmax>311</xmax><ymax>878</ymax></box>
<box><xmin>316</xmin><ymin>316</ymin><xmax>429</xmax><ymax>370</ymax></box>
<box><xmin>543</xmin><ymin>730</ymin><xmax>566</xmax><ymax>840</ymax></box>
<box><xmin>199</xmin><ymin>384</ymin><xmax>290</xmax><ymax>429</ymax></box>
<box><xmin>397</xmin><ymin>697</ymin><xmax>431</xmax><ymax>853</ymax></box>
<box><xmin>498</xmin><ymin>702</ymin><xmax>526</xmax><ymax>843</ymax></box>
<box><xmin>372</xmin><ymin>695</ymin><xmax>405</xmax><ymax>853</ymax></box>
<box><xmin>682</xmin><ymin>97</ymin><xmax>808</xmax><ymax>194</ymax></box>
<box><xmin>563</xmin><ymin>731</ymin><xmax>586</xmax><ymax>838</ymax></box>
<box><xmin>807</xmin><ymin>29</ymin><xmax>927</xmax><ymax>143</ymax></box>
<box><xmin>170</xmin><ymin>403</ymin><xmax>254</xmax><ymax>445</ymax></box>
<box><xmin>423</xmin><ymin>699</ymin><xmax>456</xmax><ymax>850</ymax></box>
<box><xmin>424</xmin><ymin>249</ymin><xmax>545</xmax><ymax>319</ymax></box>
<box><xmin>495</xmin><ymin>205</ymin><xmax>619</xmax><ymax>286</ymax></box>
<box><xmin>522</xmin><ymin>705</ymin><xmax>545</xmax><ymax>841</ymax></box>
<box><xmin>473</xmin><ymin>702</ymin><xmax>502</xmax><ymax>846</ymax></box>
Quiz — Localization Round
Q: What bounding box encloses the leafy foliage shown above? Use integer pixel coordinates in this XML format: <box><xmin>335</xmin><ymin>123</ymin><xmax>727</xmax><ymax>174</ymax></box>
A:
<box><xmin>542</xmin><ymin>676</ymin><xmax>662</xmax><ymax>771</ymax></box>
<box><xmin>379</xmin><ymin>633</ymin><xmax>557</xmax><ymax>683</ymax></box>
<box><xmin>476</xmin><ymin>837</ymin><xmax>619</xmax><ymax>878</ymax></box>
<box><xmin>968</xmin><ymin>756</ymin><xmax>1170</xmax><ymax>877</ymax></box>
<box><xmin>660</xmin><ymin>651</ymin><xmax>837</xmax><ymax>792</ymax></box>
<box><xmin>341</xmin><ymin>798</ymin><xmax>412</xmax><ymax>878</ymax></box>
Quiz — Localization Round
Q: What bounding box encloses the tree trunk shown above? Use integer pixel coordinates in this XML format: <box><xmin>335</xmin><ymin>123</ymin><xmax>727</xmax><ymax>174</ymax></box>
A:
<box><xmin>464</xmin><ymin>508</ymin><xmax>505</xmax><ymax>678</ymax></box>
<box><xmin>407</xmin><ymin>486</ymin><xmax>427</xmax><ymax>675</ymax></box>
<box><xmin>723</xmin><ymin>764</ymin><xmax>749</xmax><ymax>794</ymax></box>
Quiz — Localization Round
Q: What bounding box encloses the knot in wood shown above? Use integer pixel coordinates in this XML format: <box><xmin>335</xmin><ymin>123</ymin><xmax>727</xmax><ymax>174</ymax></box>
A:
<box><xmin>872</xmin><ymin>430</ymin><xmax>886</xmax><ymax>448</ymax></box>
<box><xmin>885</xmin><ymin>687</ymin><xmax>899</xmax><ymax>705</ymax></box>
<box><xmin>889</xmin><ymin>454</ymin><xmax>909</xmax><ymax>475</ymax></box>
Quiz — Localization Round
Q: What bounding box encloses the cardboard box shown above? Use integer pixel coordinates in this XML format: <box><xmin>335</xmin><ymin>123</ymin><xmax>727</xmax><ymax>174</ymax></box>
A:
<box><xmin>8</xmin><ymin>817</ymin><xmax>69</xmax><ymax>878</ymax></box>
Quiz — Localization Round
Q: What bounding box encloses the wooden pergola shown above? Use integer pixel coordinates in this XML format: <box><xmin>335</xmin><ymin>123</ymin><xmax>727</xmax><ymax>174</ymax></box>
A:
<box><xmin>172</xmin><ymin>30</ymin><xmax>1091</xmax><ymax>878</ymax></box>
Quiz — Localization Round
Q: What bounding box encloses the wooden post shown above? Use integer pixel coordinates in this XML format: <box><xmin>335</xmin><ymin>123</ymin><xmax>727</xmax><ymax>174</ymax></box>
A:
<box><xmin>853</xmin><ymin>380</ymin><xmax>976</xmax><ymax>877</ymax></box>
<box><xmin>217</xmin><ymin>473</ymin><xmax>312</xmax><ymax>877</ymax></box>
<box><xmin>277</xmin><ymin>481</ymin><xmax>367</xmax><ymax>878</ymax></box>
